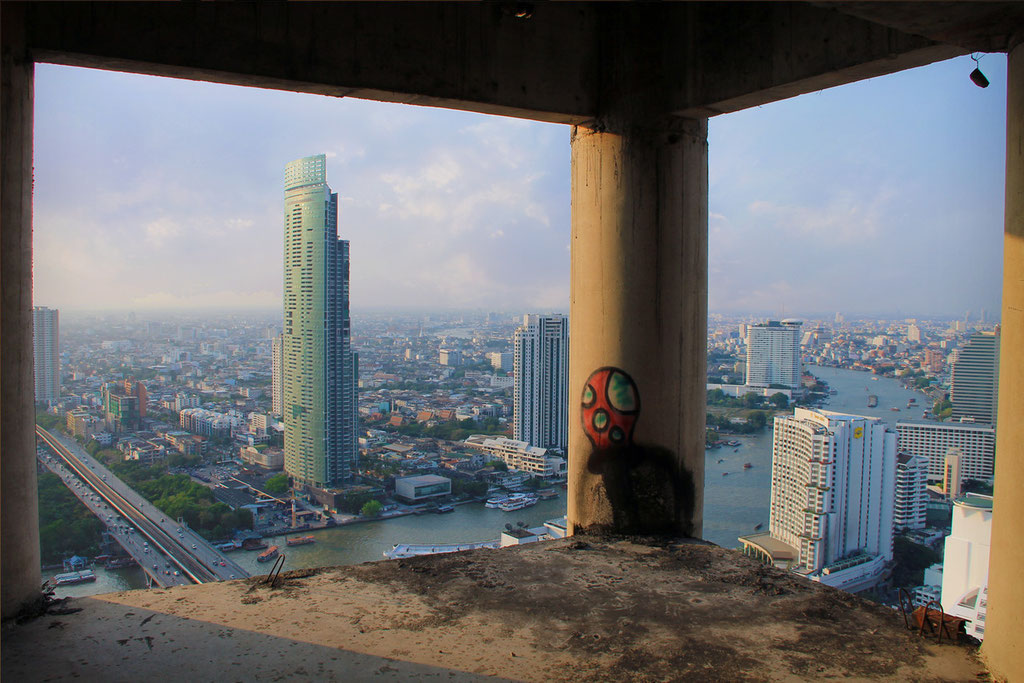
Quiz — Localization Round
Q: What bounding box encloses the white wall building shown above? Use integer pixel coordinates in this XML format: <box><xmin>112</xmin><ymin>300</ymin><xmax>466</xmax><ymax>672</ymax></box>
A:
<box><xmin>33</xmin><ymin>306</ymin><xmax>60</xmax><ymax>405</ymax></box>
<box><xmin>740</xmin><ymin>408</ymin><xmax>896</xmax><ymax>593</ymax></box>
<box><xmin>488</xmin><ymin>351</ymin><xmax>513</xmax><ymax>372</ymax></box>
<box><xmin>941</xmin><ymin>494</ymin><xmax>993</xmax><ymax>640</ymax></box>
<box><xmin>174</xmin><ymin>393</ymin><xmax>201</xmax><ymax>412</ymax></box>
<box><xmin>894</xmin><ymin>452</ymin><xmax>928</xmax><ymax>530</ymax></box>
<box><xmin>745</xmin><ymin>319</ymin><xmax>802</xmax><ymax>390</ymax></box>
<box><xmin>439</xmin><ymin>348</ymin><xmax>462</xmax><ymax>366</ymax></box>
<box><xmin>896</xmin><ymin>421</ymin><xmax>995</xmax><ymax>482</ymax></box>
<box><xmin>464</xmin><ymin>434</ymin><xmax>567</xmax><ymax>478</ymax></box>
<box><xmin>513</xmin><ymin>314</ymin><xmax>568</xmax><ymax>451</ymax></box>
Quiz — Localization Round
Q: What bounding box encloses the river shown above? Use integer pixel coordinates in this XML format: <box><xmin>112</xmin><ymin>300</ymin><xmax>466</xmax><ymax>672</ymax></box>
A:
<box><xmin>53</xmin><ymin>365</ymin><xmax>930</xmax><ymax>595</ymax></box>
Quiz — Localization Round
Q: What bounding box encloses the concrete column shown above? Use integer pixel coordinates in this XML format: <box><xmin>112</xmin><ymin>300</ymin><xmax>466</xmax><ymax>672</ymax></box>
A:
<box><xmin>1</xmin><ymin>4</ymin><xmax>42</xmax><ymax>618</ymax></box>
<box><xmin>568</xmin><ymin>117</ymin><xmax>707</xmax><ymax>537</ymax></box>
<box><xmin>984</xmin><ymin>42</ymin><xmax>1024</xmax><ymax>679</ymax></box>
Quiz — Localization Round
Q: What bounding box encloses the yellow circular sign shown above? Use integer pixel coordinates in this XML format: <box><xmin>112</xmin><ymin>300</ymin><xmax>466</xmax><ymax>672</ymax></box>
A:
<box><xmin>854</xmin><ymin>427</ymin><xmax>864</xmax><ymax>439</ymax></box>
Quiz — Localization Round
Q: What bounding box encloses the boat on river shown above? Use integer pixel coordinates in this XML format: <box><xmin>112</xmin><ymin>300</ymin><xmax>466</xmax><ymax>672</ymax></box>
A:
<box><xmin>384</xmin><ymin>540</ymin><xmax>500</xmax><ymax>560</ymax></box>
<box><xmin>499</xmin><ymin>494</ymin><xmax>538</xmax><ymax>512</ymax></box>
<box><xmin>53</xmin><ymin>570</ymin><xmax>96</xmax><ymax>586</ymax></box>
<box><xmin>286</xmin><ymin>535</ymin><xmax>315</xmax><ymax>546</ymax></box>
<box><xmin>256</xmin><ymin>545</ymin><xmax>279</xmax><ymax>562</ymax></box>
<box><xmin>867</xmin><ymin>395</ymin><xmax>878</xmax><ymax>407</ymax></box>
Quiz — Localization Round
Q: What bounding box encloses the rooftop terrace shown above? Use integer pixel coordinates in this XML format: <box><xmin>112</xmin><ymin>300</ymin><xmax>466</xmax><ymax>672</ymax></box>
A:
<box><xmin>2</xmin><ymin>537</ymin><xmax>984</xmax><ymax>681</ymax></box>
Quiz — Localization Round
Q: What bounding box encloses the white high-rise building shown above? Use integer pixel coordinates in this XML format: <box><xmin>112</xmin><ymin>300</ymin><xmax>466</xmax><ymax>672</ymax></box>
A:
<box><xmin>740</xmin><ymin>408</ymin><xmax>896</xmax><ymax>593</ymax></box>
<box><xmin>271</xmin><ymin>334</ymin><xmax>284</xmax><ymax>417</ymax></box>
<box><xmin>896</xmin><ymin>421</ymin><xmax>995</xmax><ymax>482</ymax></box>
<box><xmin>941</xmin><ymin>494</ymin><xmax>993</xmax><ymax>640</ymax></box>
<box><xmin>513</xmin><ymin>314</ymin><xmax>568</xmax><ymax>451</ymax></box>
<box><xmin>950</xmin><ymin>329</ymin><xmax>1000</xmax><ymax>425</ymax></box>
<box><xmin>894</xmin><ymin>453</ymin><xmax>928</xmax><ymax>530</ymax></box>
<box><xmin>745</xmin><ymin>319</ymin><xmax>802</xmax><ymax>390</ymax></box>
<box><xmin>33</xmin><ymin>306</ymin><xmax>59</xmax><ymax>405</ymax></box>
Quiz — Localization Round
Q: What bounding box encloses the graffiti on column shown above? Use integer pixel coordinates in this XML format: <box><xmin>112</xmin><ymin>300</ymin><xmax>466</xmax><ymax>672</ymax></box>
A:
<box><xmin>582</xmin><ymin>366</ymin><xmax>694</xmax><ymax>536</ymax></box>
<box><xmin>581</xmin><ymin>367</ymin><xmax>640</xmax><ymax>450</ymax></box>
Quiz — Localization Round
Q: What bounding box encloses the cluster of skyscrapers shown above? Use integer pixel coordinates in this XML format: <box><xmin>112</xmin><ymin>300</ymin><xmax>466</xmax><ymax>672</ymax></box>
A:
<box><xmin>742</xmin><ymin>326</ymin><xmax>1001</xmax><ymax>597</ymax></box>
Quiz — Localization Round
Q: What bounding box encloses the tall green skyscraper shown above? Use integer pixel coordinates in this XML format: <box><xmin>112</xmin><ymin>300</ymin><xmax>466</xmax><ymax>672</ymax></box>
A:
<box><xmin>283</xmin><ymin>154</ymin><xmax>357</xmax><ymax>488</ymax></box>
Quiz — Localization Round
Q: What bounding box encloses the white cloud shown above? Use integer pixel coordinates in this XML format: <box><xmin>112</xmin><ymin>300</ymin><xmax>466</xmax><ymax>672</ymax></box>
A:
<box><xmin>144</xmin><ymin>218</ymin><xmax>181</xmax><ymax>247</ymax></box>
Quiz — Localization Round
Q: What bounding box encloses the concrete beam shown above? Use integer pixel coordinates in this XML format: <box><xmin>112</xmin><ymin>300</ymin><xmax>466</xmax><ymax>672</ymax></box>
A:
<box><xmin>1</xmin><ymin>3</ymin><xmax>41</xmax><ymax>619</ymax></box>
<box><xmin>660</xmin><ymin>3</ymin><xmax>966</xmax><ymax>118</ymax></box>
<box><xmin>18</xmin><ymin>2</ymin><xmax>968</xmax><ymax>126</ymax></box>
<box><xmin>21</xmin><ymin>1</ymin><xmax>597</xmax><ymax>125</ymax></box>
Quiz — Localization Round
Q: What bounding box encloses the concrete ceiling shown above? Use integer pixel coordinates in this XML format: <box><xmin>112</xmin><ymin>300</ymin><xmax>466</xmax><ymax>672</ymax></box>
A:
<box><xmin>827</xmin><ymin>2</ymin><xmax>1024</xmax><ymax>53</ymax></box>
<box><xmin>8</xmin><ymin>2</ymin><xmax>1024</xmax><ymax>124</ymax></box>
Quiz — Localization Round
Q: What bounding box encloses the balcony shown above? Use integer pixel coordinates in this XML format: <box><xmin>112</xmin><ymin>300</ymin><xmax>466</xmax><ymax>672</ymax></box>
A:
<box><xmin>2</xmin><ymin>536</ymin><xmax>981</xmax><ymax>680</ymax></box>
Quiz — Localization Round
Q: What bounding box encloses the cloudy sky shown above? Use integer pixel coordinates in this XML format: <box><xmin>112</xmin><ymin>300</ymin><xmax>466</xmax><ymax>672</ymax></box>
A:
<box><xmin>33</xmin><ymin>54</ymin><xmax>1007</xmax><ymax>318</ymax></box>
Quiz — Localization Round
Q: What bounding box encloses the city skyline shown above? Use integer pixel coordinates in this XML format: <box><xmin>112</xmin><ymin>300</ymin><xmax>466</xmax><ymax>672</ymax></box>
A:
<box><xmin>33</xmin><ymin>55</ymin><xmax>1007</xmax><ymax>316</ymax></box>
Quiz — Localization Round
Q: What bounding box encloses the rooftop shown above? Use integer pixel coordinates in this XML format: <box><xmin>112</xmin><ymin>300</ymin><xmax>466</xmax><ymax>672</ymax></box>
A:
<box><xmin>955</xmin><ymin>493</ymin><xmax>995</xmax><ymax>511</ymax></box>
<box><xmin>2</xmin><ymin>536</ymin><xmax>983</xmax><ymax>681</ymax></box>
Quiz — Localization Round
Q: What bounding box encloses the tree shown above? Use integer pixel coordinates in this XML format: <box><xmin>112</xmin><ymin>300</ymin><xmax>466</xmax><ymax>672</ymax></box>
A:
<box><xmin>361</xmin><ymin>499</ymin><xmax>383</xmax><ymax>517</ymax></box>
<box><xmin>961</xmin><ymin>479</ymin><xmax>994</xmax><ymax>495</ymax></box>
<box><xmin>486</xmin><ymin>460</ymin><xmax>508</xmax><ymax>472</ymax></box>
<box><xmin>264</xmin><ymin>473</ymin><xmax>290</xmax><ymax>495</ymax></box>
<box><xmin>933</xmin><ymin>397</ymin><xmax>953</xmax><ymax>421</ymax></box>
<box><xmin>741</xmin><ymin>392</ymin><xmax>761</xmax><ymax>408</ymax></box>
<box><xmin>892</xmin><ymin>535</ymin><xmax>942</xmax><ymax>588</ymax></box>
<box><xmin>769</xmin><ymin>392</ymin><xmax>789</xmax><ymax>409</ymax></box>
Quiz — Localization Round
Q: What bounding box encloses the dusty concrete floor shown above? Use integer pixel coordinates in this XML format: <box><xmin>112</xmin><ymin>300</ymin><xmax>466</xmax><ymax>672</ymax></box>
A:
<box><xmin>2</xmin><ymin>537</ymin><xmax>988</xmax><ymax>682</ymax></box>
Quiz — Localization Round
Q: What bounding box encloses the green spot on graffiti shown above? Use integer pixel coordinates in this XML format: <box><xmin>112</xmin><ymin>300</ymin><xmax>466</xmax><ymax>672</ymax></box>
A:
<box><xmin>608</xmin><ymin>371</ymin><xmax>638</xmax><ymax>413</ymax></box>
<box><xmin>582</xmin><ymin>385</ymin><xmax>595</xmax><ymax>406</ymax></box>
<box><xmin>593</xmin><ymin>410</ymin><xmax>609</xmax><ymax>431</ymax></box>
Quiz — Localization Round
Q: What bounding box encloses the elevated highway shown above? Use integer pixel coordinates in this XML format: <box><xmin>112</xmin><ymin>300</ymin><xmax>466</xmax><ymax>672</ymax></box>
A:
<box><xmin>36</xmin><ymin>427</ymin><xmax>249</xmax><ymax>583</ymax></box>
<box><xmin>37</xmin><ymin>449</ymin><xmax>184</xmax><ymax>588</ymax></box>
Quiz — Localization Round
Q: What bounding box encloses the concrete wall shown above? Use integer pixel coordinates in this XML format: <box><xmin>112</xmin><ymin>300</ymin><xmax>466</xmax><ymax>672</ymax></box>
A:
<box><xmin>983</xmin><ymin>39</ymin><xmax>1024</xmax><ymax>681</ymax></box>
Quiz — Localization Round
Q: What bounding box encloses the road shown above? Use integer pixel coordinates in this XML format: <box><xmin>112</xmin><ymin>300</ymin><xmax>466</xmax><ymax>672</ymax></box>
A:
<box><xmin>36</xmin><ymin>426</ymin><xmax>250</xmax><ymax>584</ymax></box>
<box><xmin>37</xmin><ymin>447</ymin><xmax>186</xmax><ymax>587</ymax></box>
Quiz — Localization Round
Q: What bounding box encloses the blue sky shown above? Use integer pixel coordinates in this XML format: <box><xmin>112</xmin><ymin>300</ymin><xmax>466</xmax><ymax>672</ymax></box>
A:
<box><xmin>33</xmin><ymin>54</ymin><xmax>1006</xmax><ymax>317</ymax></box>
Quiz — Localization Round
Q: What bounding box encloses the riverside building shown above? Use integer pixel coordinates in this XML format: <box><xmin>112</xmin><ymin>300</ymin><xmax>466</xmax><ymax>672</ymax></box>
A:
<box><xmin>464</xmin><ymin>434</ymin><xmax>567</xmax><ymax>478</ymax></box>
<box><xmin>513</xmin><ymin>314</ymin><xmax>569</xmax><ymax>451</ymax></box>
<box><xmin>744</xmin><ymin>319</ymin><xmax>802</xmax><ymax>390</ymax></box>
<box><xmin>950</xmin><ymin>329</ymin><xmax>1000</xmax><ymax>425</ymax></box>
<box><xmin>895</xmin><ymin>421</ymin><xmax>995</xmax><ymax>482</ymax></box>
<box><xmin>740</xmin><ymin>408</ymin><xmax>896</xmax><ymax>593</ymax></box>
<box><xmin>282</xmin><ymin>154</ymin><xmax>357</xmax><ymax>489</ymax></box>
